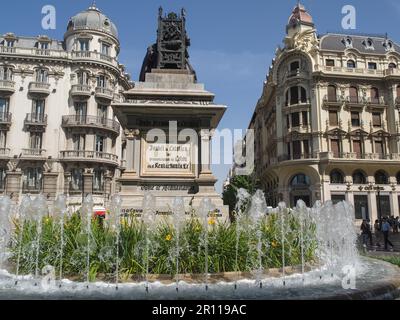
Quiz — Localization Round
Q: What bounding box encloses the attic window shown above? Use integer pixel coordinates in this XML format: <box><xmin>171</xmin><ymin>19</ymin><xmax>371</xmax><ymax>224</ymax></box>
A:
<box><xmin>343</xmin><ymin>37</ymin><xmax>353</xmax><ymax>48</ymax></box>
<box><xmin>104</xmin><ymin>19</ymin><xmax>110</xmax><ymax>27</ymax></box>
<box><xmin>363</xmin><ymin>38</ymin><xmax>374</xmax><ymax>50</ymax></box>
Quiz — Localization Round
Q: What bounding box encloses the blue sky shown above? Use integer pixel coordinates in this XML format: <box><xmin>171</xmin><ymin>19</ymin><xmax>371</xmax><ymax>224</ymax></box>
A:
<box><xmin>2</xmin><ymin>0</ymin><xmax>400</xmax><ymax>193</ymax></box>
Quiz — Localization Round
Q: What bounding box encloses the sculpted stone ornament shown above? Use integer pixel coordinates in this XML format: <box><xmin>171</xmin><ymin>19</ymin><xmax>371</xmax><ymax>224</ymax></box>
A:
<box><xmin>124</xmin><ymin>129</ymin><xmax>140</xmax><ymax>140</ymax></box>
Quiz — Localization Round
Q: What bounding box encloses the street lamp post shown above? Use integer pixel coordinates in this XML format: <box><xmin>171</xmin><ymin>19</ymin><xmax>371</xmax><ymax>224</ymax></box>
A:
<box><xmin>374</xmin><ymin>186</ymin><xmax>385</xmax><ymax>229</ymax></box>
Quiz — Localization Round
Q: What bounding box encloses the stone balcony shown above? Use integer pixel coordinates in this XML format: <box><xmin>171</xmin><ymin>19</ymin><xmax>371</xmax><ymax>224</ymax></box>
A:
<box><xmin>59</xmin><ymin>150</ymin><xmax>119</xmax><ymax>167</ymax></box>
<box><xmin>95</xmin><ymin>87</ymin><xmax>114</xmax><ymax>102</ymax></box>
<box><xmin>61</xmin><ymin>115</ymin><xmax>120</xmax><ymax>136</ymax></box>
<box><xmin>28</xmin><ymin>82</ymin><xmax>50</xmax><ymax>96</ymax></box>
<box><xmin>71</xmin><ymin>51</ymin><xmax>119</xmax><ymax>69</ymax></box>
<box><xmin>318</xmin><ymin>65</ymin><xmax>385</xmax><ymax>78</ymax></box>
<box><xmin>21</xmin><ymin>149</ymin><xmax>47</xmax><ymax>159</ymax></box>
<box><xmin>0</xmin><ymin>47</ymin><xmax>119</xmax><ymax>69</ymax></box>
<box><xmin>0</xmin><ymin>80</ymin><xmax>16</xmax><ymax>96</ymax></box>
<box><xmin>70</xmin><ymin>84</ymin><xmax>92</xmax><ymax>100</ymax></box>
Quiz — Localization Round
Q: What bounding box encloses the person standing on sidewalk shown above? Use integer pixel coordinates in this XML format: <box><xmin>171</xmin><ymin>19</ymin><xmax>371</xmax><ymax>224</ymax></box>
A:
<box><xmin>382</xmin><ymin>218</ymin><xmax>394</xmax><ymax>251</ymax></box>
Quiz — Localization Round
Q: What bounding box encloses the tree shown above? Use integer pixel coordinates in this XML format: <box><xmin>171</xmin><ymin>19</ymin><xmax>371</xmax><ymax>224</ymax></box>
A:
<box><xmin>223</xmin><ymin>175</ymin><xmax>258</xmax><ymax>220</ymax></box>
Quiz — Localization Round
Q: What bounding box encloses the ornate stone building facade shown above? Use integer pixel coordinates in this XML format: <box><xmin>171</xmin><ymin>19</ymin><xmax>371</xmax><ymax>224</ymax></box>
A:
<box><xmin>250</xmin><ymin>3</ymin><xmax>400</xmax><ymax>222</ymax></box>
<box><xmin>0</xmin><ymin>4</ymin><xmax>131</xmax><ymax>207</ymax></box>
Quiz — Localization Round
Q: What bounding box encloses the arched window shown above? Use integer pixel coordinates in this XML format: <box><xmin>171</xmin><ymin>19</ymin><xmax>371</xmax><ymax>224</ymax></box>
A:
<box><xmin>327</xmin><ymin>85</ymin><xmax>337</xmax><ymax>102</ymax></box>
<box><xmin>396</xmin><ymin>85</ymin><xmax>400</xmax><ymax>99</ymax></box>
<box><xmin>397</xmin><ymin>172</ymin><xmax>400</xmax><ymax>185</ymax></box>
<box><xmin>389</xmin><ymin>63</ymin><xmax>397</xmax><ymax>69</ymax></box>
<box><xmin>349</xmin><ymin>86</ymin><xmax>358</xmax><ymax>103</ymax></box>
<box><xmin>353</xmin><ymin>170</ymin><xmax>367</xmax><ymax>185</ymax></box>
<box><xmin>290</xmin><ymin>61</ymin><xmax>300</xmax><ymax>72</ymax></box>
<box><xmin>347</xmin><ymin>60</ymin><xmax>356</xmax><ymax>68</ymax></box>
<box><xmin>375</xmin><ymin>170</ymin><xmax>389</xmax><ymax>185</ymax></box>
<box><xmin>330</xmin><ymin>170</ymin><xmax>345</xmax><ymax>184</ymax></box>
<box><xmin>370</xmin><ymin>87</ymin><xmax>380</xmax><ymax>104</ymax></box>
<box><xmin>290</xmin><ymin>174</ymin><xmax>310</xmax><ymax>188</ymax></box>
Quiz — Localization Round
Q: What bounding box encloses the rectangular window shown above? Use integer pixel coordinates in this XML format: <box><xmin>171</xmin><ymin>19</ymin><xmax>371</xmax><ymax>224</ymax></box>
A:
<box><xmin>287</xmin><ymin>143</ymin><xmax>291</xmax><ymax>159</ymax></box>
<box><xmin>0</xmin><ymin>131</ymin><xmax>7</xmax><ymax>149</ymax></box>
<box><xmin>95</xmin><ymin>135</ymin><xmax>106</xmax><ymax>153</ymax></box>
<box><xmin>0</xmin><ymin>98</ymin><xmax>9</xmax><ymax>116</ymax></box>
<box><xmin>368</xmin><ymin>62</ymin><xmax>377</xmax><ymax>70</ymax></box>
<box><xmin>74</xmin><ymin>102</ymin><xmax>87</xmax><ymax>121</ymax></box>
<box><xmin>353</xmin><ymin>140</ymin><xmax>362</xmax><ymax>159</ymax></box>
<box><xmin>375</xmin><ymin>140</ymin><xmax>384</xmax><ymax>157</ymax></box>
<box><xmin>303</xmin><ymin>140</ymin><xmax>310</xmax><ymax>158</ymax></box>
<box><xmin>326</xmin><ymin>59</ymin><xmax>335</xmax><ymax>67</ymax></box>
<box><xmin>71</xmin><ymin>169</ymin><xmax>83</xmax><ymax>192</ymax></box>
<box><xmin>331</xmin><ymin>195</ymin><xmax>346</xmax><ymax>205</ymax></box>
<box><xmin>354</xmin><ymin>195</ymin><xmax>369</xmax><ymax>220</ymax></box>
<box><xmin>36</xmin><ymin>69</ymin><xmax>48</xmax><ymax>83</ymax></box>
<box><xmin>0</xmin><ymin>169</ymin><xmax>5</xmax><ymax>190</ymax></box>
<box><xmin>97</xmin><ymin>75</ymin><xmax>106</xmax><ymax>88</ymax></box>
<box><xmin>286</xmin><ymin>115</ymin><xmax>290</xmax><ymax>129</ymax></box>
<box><xmin>290</xmin><ymin>87</ymin><xmax>299</xmax><ymax>105</ymax></box>
<box><xmin>25</xmin><ymin>168</ymin><xmax>42</xmax><ymax>190</ymax></box>
<box><xmin>291</xmin><ymin>112</ymin><xmax>300</xmax><ymax>127</ymax></box>
<box><xmin>73</xmin><ymin>134</ymin><xmax>85</xmax><ymax>151</ymax></box>
<box><xmin>79</xmin><ymin>40</ymin><xmax>90</xmax><ymax>51</ymax></box>
<box><xmin>29</xmin><ymin>133</ymin><xmax>42</xmax><ymax>150</ymax></box>
<box><xmin>97</xmin><ymin>104</ymin><xmax>108</xmax><ymax>120</ymax></box>
<box><xmin>39</xmin><ymin>42</ymin><xmax>49</xmax><ymax>50</ymax></box>
<box><xmin>101</xmin><ymin>43</ymin><xmax>110</xmax><ymax>56</ymax></box>
<box><xmin>302</xmin><ymin>111</ymin><xmax>308</xmax><ymax>126</ymax></box>
<box><xmin>329</xmin><ymin>110</ymin><xmax>338</xmax><ymax>126</ymax></box>
<box><xmin>372</xmin><ymin>112</ymin><xmax>382</xmax><ymax>127</ymax></box>
<box><xmin>93</xmin><ymin>170</ymin><xmax>104</xmax><ymax>192</ymax></box>
<box><xmin>351</xmin><ymin>112</ymin><xmax>360</xmax><ymax>127</ymax></box>
<box><xmin>32</xmin><ymin>100</ymin><xmax>45</xmax><ymax>118</ymax></box>
<box><xmin>293</xmin><ymin>141</ymin><xmax>301</xmax><ymax>159</ymax></box>
<box><xmin>377</xmin><ymin>195</ymin><xmax>391</xmax><ymax>218</ymax></box>
<box><xmin>331</xmin><ymin>139</ymin><xmax>340</xmax><ymax>158</ymax></box>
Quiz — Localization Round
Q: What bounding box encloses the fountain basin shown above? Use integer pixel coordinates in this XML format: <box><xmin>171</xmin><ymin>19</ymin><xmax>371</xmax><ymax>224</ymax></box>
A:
<box><xmin>0</xmin><ymin>257</ymin><xmax>399</xmax><ymax>300</ymax></box>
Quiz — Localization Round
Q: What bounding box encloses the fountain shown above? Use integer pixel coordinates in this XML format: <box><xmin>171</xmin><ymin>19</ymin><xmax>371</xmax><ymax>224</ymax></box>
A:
<box><xmin>0</xmin><ymin>192</ymin><xmax>399</xmax><ymax>300</ymax></box>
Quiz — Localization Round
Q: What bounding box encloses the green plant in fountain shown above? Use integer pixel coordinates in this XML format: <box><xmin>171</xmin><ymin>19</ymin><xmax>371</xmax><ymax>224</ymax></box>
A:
<box><xmin>8</xmin><ymin>210</ymin><xmax>318</xmax><ymax>281</ymax></box>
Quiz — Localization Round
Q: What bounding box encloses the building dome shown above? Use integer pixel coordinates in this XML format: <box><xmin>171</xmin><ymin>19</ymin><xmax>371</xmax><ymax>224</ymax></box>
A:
<box><xmin>288</xmin><ymin>3</ymin><xmax>314</xmax><ymax>26</ymax></box>
<box><xmin>67</xmin><ymin>4</ymin><xmax>118</xmax><ymax>39</ymax></box>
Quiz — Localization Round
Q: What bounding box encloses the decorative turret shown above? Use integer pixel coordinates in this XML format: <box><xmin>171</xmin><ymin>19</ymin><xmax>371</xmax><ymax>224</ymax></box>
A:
<box><xmin>286</xmin><ymin>2</ymin><xmax>314</xmax><ymax>37</ymax></box>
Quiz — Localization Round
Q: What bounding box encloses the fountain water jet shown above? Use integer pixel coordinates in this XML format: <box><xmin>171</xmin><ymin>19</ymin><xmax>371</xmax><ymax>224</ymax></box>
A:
<box><xmin>199</xmin><ymin>198</ymin><xmax>215</xmax><ymax>291</ymax></box>
<box><xmin>249</xmin><ymin>190</ymin><xmax>268</xmax><ymax>288</ymax></box>
<box><xmin>53</xmin><ymin>195</ymin><xmax>67</xmax><ymax>288</ymax></box>
<box><xmin>234</xmin><ymin>189</ymin><xmax>251</xmax><ymax>290</ymax></box>
<box><xmin>32</xmin><ymin>195</ymin><xmax>47</xmax><ymax>286</ymax></box>
<box><xmin>109</xmin><ymin>194</ymin><xmax>122</xmax><ymax>290</ymax></box>
<box><xmin>142</xmin><ymin>193</ymin><xmax>156</xmax><ymax>293</ymax></box>
<box><xmin>81</xmin><ymin>194</ymin><xmax>94</xmax><ymax>288</ymax></box>
<box><xmin>172</xmin><ymin>197</ymin><xmax>186</xmax><ymax>293</ymax></box>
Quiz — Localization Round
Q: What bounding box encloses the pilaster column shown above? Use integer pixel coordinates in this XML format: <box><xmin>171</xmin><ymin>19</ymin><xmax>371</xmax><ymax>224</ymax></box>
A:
<box><xmin>199</xmin><ymin>129</ymin><xmax>212</xmax><ymax>175</ymax></box>
<box><xmin>124</xmin><ymin>129</ymin><xmax>140</xmax><ymax>175</ymax></box>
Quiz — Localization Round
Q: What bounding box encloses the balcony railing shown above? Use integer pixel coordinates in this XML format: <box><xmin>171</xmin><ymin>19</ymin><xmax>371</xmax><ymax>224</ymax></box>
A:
<box><xmin>71</xmin><ymin>51</ymin><xmax>118</xmax><ymax>68</ymax></box>
<box><xmin>95</xmin><ymin>87</ymin><xmax>114</xmax><ymax>100</ymax></box>
<box><xmin>22</xmin><ymin>149</ymin><xmax>47</xmax><ymax>157</ymax></box>
<box><xmin>60</xmin><ymin>150</ymin><xmax>119</xmax><ymax>165</ymax></box>
<box><xmin>71</xmin><ymin>84</ymin><xmax>92</xmax><ymax>98</ymax></box>
<box><xmin>22</xmin><ymin>182</ymin><xmax>43</xmax><ymax>193</ymax></box>
<box><xmin>62</xmin><ymin>115</ymin><xmax>120</xmax><ymax>134</ymax></box>
<box><xmin>25</xmin><ymin>113</ymin><xmax>48</xmax><ymax>126</ymax></box>
<box><xmin>0</xmin><ymin>112</ymin><xmax>12</xmax><ymax>125</ymax></box>
<box><xmin>28</xmin><ymin>82</ymin><xmax>50</xmax><ymax>95</ymax></box>
<box><xmin>0</xmin><ymin>80</ymin><xmax>16</xmax><ymax>94</ymax></box>
<box><xmin>367</xmin><ymin>97</ymin><xmax>386</xmax><ymax>105</ymax></box>
<box><xmin>320</xmin><ymin>65</ymin><xmax>385</xmax><ymax>76</ymax></box>
<box><xmin>323</xmin><ymin>95</ymin><xmax>344</xmax><ymax>104</ymax></box>
<box><xmin>0</xmin><ymin>148</ymin><xmax>10</xmax><ymax>157</ymax></box>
